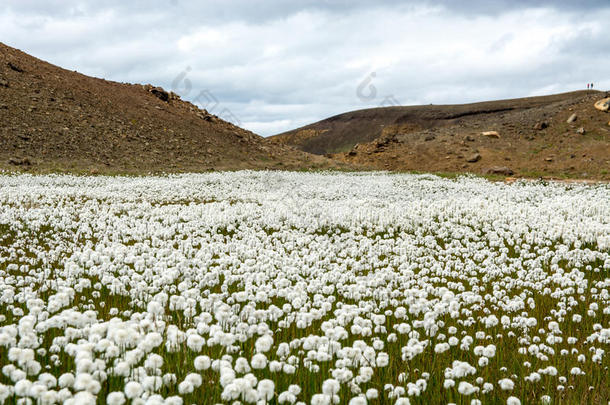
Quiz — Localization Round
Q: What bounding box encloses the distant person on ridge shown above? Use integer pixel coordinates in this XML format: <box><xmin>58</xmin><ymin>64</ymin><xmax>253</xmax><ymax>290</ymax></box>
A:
<box><xmin>587</xmin><ymin>83</ymin><xmax>590</xmax><ymax>89</ymax></box>
<box><xmin>591</xmin><ymin>83</ymin><xmax>594</xmax><ymax>89</ymax></box>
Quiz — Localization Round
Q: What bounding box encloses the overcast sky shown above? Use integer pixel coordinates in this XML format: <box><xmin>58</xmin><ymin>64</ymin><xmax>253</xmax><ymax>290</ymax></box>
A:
<box><xmin>1</xmin><ymin>1</ymin><xmax>608</xmax><ymax>136</ymax></box>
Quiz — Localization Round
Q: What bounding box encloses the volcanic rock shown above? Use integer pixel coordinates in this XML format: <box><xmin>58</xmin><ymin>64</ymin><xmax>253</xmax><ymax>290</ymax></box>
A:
<box><xmin>484</xmin><ymin>166</ymin><xmax>513</xmax><ymax>176</ymax></box>
<box><xmin>533</xmin><ymin>121</ymin><xmax>548</xmax><ymax>130</ymax></box>
<box><xmin>481</xmin><ymin>131</ymin><xmax>500</xmax><ymax>138</ymax></box>
<box><xmin>466</xmin><ymin>153</ymin><xmax>481</xmax><ymax>163</ymax></box>
<box><xmin>594</xmin><ymin>98</ymin><xmax>610</xmax><ymax>112</ymax></box>
<box><xmin>567</xmin><ymin>113</ymin><xmax>577</xmax><ymax>123</ymax></box>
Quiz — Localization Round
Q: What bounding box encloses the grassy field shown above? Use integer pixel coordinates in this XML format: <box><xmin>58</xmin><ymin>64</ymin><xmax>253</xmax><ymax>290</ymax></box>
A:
<box><xmin>0</xmin><ymin>172</ymin><xmax>608</xmax><ymax>404</ymax></box>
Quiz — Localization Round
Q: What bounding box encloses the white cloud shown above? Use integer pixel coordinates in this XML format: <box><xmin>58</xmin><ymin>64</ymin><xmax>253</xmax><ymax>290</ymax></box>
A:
<box><xmin>1</xmin><ymin>1</ymin><xmax>609</xmax><ymax>136</ymax></box>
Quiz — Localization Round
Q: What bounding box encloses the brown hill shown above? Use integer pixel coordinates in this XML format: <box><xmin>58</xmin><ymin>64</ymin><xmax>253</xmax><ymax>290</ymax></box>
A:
<box><xmin>268</xmin><ymin>92</ymin><xmax>610</xmax><ymax>179</ymax></box>
<box><xmin>0</xmin><ymin>42</ymin><xmax>337</xmax><ymax>173</ymax></box>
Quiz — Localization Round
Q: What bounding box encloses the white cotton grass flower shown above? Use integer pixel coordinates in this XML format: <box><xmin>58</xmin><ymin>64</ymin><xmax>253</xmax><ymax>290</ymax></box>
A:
<box><xmin>178</xmin><ymin>380</ymin><xmax>194</xmax><ymax>395</ymax></box>
<box><xmin>322</xmin><ymin>379</ymin><xmax>341</xmax><ymax>396</ymax></box>
<box><xmin>194</xmin><ymin>355</ymin><xmax>211</xmax><ymax>370</ymax></box>
<box><xmin>255</xmin><ymin>335</ymin><xmax>274</xmax><ymax>353</ymax></box>
<box><xmin>144</xmin><ymin>394</ymin><xmax>165</xmax><ymax>405</ymax></box>
<box><xmin>58</xmin><ymin>373</ymin><xmax>74</xmax><ymax>389</ymax></box>
<box><xmin>365</xmin><ymin>388</ymin><xmax>378</xmax><ymax>399</ymax></box>
<box><xmin>506</xmin><ymin>396</ymin><xmax>521</xmax><ymax>405</ymax></box>
<box><xmin>65</xmin><ymin>391</ymin><xmax>96</xmax><ymax>405</ymax></box>
<box><xmin>376</xmin><ymin>353</ymin><xmax>389</xmax><ymax>367</ymax></box>
<box><xmin>124</xmin><ymin>381</ymin><xmax>143</xmax><ymax>399</ymax></box>
<box><xmin>0</xmin><ymin>173</ymin><xmax>609</xmax><ymax>403</ymax></box>
<box><xmin>311</xmin><ymin>394</ymin><xmax>331</xmax><ymax>405</ymax></box>
<box><xmin>107</xmin><ymin>391</ymin><xmax>126</xmax><ymax>405</ymax></box>
<box><xmin>348</xmin><ymin>396</ymin><xmax>367</xmax><ymax>405</ymax></box>
<box><xmin>278</xmin><ymin>391</ymin><xmax>297</xmax><ymax>404</ymax></box>
<box><xmin>165</xmin><ymin>396</ymin><xmax>184</xmax><ymax>405</ymax></box>
<box><xmin>186</xmin><ymin>334</ymin><xmax>205</xmax><ymax>352</ymax></box>
<box><xmin>434</xmin><ymin>343</ymin><xmax>450</xmax><ymax>353</ymax></box>
<box><xmin>540</xmin><ymin>395</ymin><xmax>552</xmax><ymax>404</ymax></box>
<box><xmin>283</xmin><ymin>364</ymin><xmax>296</xmax><ymax>374</ymax></box>
<box><xmin>257</xmin><ymin>379</ymin><xmax>275</xmax><ymax>401</ymax></box>
<box><xmin>235</xmin><ymin>357</ymin><xmax>251</xmax><ymax>374</ymax></box>
<box><xmin>14</xmin><ymin>379</ymin><xmax>32</xmax><ymax>397</ymax></box>
<box><xmin>37</xmin><ymin>373</ymin><xmax>57</xmax><ymax>388</ymax></box>
<box><xmin>499</xmin><ymin>378</ymin><xmax>514</xmax><ymax>391</ymax></box>
<box><xmin>251</xmin><ymin>353</ymin><xmax>268</xmax><ymax>369</ymax></box>
<box><xmin>73</xmin><ymin>373</ymin><xmax>100</xmax><ymax>394</ymax></box>
<box><xmin>0</xmin><ymin>384</ymin><xmax>13</xmax><ymax>403</ymax></box>
<box><xmin>144</xmin><ymin>354</ymin><xmax>163</xmax><ymax>370</ymax></box>
<box><xmin>184</xmin><ymin>373</ymin><xmax>202</xmax><ymax>388</ymax></box>
<box><xmin>457</xmin><ymin>382</ymin><xmax>478</xmax><ymax>396</ymax></box>
<box><xmin>39</xmin><ymin>390</ymin><xmax>58</xmax><ymax>404</ymax></box>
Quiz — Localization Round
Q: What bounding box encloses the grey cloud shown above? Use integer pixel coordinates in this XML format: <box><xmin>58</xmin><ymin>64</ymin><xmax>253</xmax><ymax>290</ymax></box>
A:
<box><xmin>1</xmin><ymin>1</ymin><xmax>609</xmax><ymax>136</ymax></box>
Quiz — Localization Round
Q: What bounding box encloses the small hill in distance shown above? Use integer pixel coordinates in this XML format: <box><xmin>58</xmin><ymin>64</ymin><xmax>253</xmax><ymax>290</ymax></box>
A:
<box><xmin>0</xmin><ymin>42</ymin><xmax>339</xmax><ymax>173</ymax></box>
<box><xmin>268</xmin><ymin>91</ymin><xmax>610</xmax><ymax>179</ymax></box>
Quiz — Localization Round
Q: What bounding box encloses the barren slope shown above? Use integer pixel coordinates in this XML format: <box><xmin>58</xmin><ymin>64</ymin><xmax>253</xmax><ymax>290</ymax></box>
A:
<box><xmin>0</xmin><ymin>42</ymin><xmax>336</xmax><ymax>173</ymax></box>
<box><xmin>269</xmin><ymin>91</ymin><xmax>610</xmax><ymax>179</ymax></box>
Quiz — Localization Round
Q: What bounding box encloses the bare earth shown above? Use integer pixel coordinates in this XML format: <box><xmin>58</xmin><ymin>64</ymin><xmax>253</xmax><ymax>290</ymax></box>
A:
<box><xmin>269</xmin><ymin>92</ymin><xmax>610</xmax><ymax>180</ymax></box>
<box><xmin>1</xmin><ymin>42</ymin><xmax>608</xmax><ymax>179</ymax></box>
<box><xmin>0</xmin><ymin>42</ymin><xmax>339</xmax><ymax>174</ymax></box>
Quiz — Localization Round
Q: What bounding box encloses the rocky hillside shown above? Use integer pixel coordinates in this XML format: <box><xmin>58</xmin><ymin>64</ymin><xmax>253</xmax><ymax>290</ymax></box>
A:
<box><xmin>269</xmin><ymin>92</ymin><xmax>610</xmax><ymax>179</ymax></box>
<box><xmin>0</xmin><ymin>42</ymin><xmax>336</xmax><ymax>173</ymax></box>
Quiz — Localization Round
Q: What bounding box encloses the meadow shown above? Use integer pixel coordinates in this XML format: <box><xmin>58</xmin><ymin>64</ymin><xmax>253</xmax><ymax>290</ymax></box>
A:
<box><xmin>0</xmin><ymin>172</ymin><xmax>608</xmax><ymax>405</ymax></box>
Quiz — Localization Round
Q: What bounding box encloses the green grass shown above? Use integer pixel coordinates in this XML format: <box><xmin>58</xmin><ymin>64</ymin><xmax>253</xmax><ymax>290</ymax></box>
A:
<box><xmin>0</xmin><ymin>188</ymin><xmax>608</xmax><ymax>404</ymax></box>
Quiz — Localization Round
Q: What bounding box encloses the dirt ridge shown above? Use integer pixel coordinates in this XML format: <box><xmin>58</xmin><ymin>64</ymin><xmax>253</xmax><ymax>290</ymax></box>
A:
<box><xmin>0</xmin><ymin>42</ymin><xmax>337</xmax><ymax>173</ymax></box>
<box><xmin>268</xmin><ymin>91</ymin><xmax>610</xmax><ymax>179</ymax></box>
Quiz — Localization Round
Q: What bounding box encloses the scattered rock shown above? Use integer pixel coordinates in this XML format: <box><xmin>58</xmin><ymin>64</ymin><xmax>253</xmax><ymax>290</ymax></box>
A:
<box><xmin>594</xmin><ymin>97</ymin><xmax>610</xmax><ymax>112</ymax></box>
<box><xmin>0</xmin><ymin>104</ymin><xmax>7</xmax><ymax>109</ymax></box>
<box><xmin>567</xmin><ymin>113</ymin><xmax>577</xmax><ymax>123</ymax></box>
<box><xmin>348</xmin><ymin>150</ymin><xmax>357</xmax><ymax>156</ymax></box>
<box><xmin>8</xmin><ymin>157</ymin><xmax>31</xmax><ymax>166</ymax></box>
<box><xmin>196</xmin><ymin>112</ymin><xmax>215</xmax><ymax>122</ymax></box>
<box><xmin>576</xmin><ymin>127</ymin><xmax>586</xmax><ymax>135</ymax></box>
<box><xmin>150</xmin><ymin>87</ymin><xmax>169</xmax><ymax>102</ymax></box>
<box><xmin>465</xmin><ymin>135</ymin><xmax>475</xmax><ymax>142</ymax></box>
<box><xmin>0</xmin><ymin>78</ymin><xmax>8</xmax><ymax>88</ymax></box>
<box><xmin>481</xmin><ymin>131</ymin><xmax>500</xmax><ymax>139</ymax></box>
<box><xmin>545</xmin><ymin>157</ymin><xmax>553</xmax><ymax>162</ymax></box>
<box><xmin>466</xmin><ymin>153</ymin><xmax>481</xmax><ymax>163</ymax></box>
<box><xmin>484</xmin><ymin>166</ymin><xmax>513</xmax><ymax>176</ymax></box>
<box><xmin>424</xmin><ymin>135</ymin><xmax>435</xmax><ymax>141</ymax></box>
<box><xmin>7</xmin><ymin>62</ymin><xmax>24</xmax><ymax>73</ymax></box>
<box><xmin>533</xmin><ymin>121</ymin><xmax>548</xmax><ymax>130</ymax></box>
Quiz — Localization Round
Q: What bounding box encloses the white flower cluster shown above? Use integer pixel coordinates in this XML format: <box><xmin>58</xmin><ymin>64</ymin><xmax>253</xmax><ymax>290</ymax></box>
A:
<box><xmin>0</xmin><ymin>172</ymin><xmax>608</xmax><ymax>404</ymax></box>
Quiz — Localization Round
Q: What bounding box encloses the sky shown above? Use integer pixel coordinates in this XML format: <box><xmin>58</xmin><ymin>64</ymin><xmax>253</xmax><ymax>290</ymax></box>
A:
<box><xmin>1</xmin><ymin>1</ymin><xmax>609</xmax><ymax>136</ymax></box>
